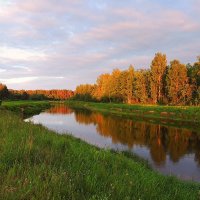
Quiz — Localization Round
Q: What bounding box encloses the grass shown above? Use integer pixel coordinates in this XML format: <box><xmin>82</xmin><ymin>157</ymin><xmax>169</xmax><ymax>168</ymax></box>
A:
<box><xmin>0</xmin><ymin>102</ymin><xmax>199</xmax><ymax>199</ymax></box>
<box><xmin>65</xmin><ymin>101</ymin><xmax>200</xmax><ymax>132</ymax></box>
<box><xmin>0</xmin><ymin>110</ymin><xmax>200</xmax><ymax>199</ymax></box>
<box><xmin>1</xmin><ymin>100</ymin><xmax>50</xmax><ymax>118</ymax></box>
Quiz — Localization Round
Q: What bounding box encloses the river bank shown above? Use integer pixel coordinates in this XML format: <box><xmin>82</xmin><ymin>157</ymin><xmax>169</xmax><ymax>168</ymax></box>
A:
<box><xmin>1</xmin><ymin>100</ymin><xmax>50</xmax><ymax>117</ymax></box>
<box><xmin>65</xmin><ymin>101</ymin><xmax>200</xmax><ymax>132</ymax></box>
<box><xmin>0</xmin><ymin>101</ymin><xmax>199</xmax><ymax>199</ymax></box>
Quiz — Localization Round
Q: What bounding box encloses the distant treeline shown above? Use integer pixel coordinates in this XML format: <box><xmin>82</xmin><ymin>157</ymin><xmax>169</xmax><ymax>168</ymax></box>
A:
<box><xmin>0</xmin><ymin>85</ymin><xmax>74</xmax><ymax>101</ymax></box>
<box><xmin>72</xmin><ymin>53</ymin><xmax>200</xmax><ymax>105</ymax></box>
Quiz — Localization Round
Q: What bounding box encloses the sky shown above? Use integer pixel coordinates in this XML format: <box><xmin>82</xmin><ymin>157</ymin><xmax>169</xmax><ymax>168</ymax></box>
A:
<box><xmin>0</xmin><ymin>0</ymin><xmax>200</xmax><ymax>90</ymax></box>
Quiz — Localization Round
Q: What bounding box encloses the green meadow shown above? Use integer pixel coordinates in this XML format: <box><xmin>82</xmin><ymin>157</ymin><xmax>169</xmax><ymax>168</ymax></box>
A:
<box><xmin>0</xmin><ymin>101</ymin><xmax>200</xmax><ymax>199</ymax></box>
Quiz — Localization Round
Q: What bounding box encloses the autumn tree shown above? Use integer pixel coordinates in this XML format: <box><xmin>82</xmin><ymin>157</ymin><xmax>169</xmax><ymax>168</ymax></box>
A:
<box><xmin>73</xmin><ymin>53</ymin><xmax>199</xmax><ymax>105</ymax></box>
<box><xmin>187</xmin><ymin>57</ymin><xmax>200</xmax><ymax>104</ymax></box>
<box><xmin>166</xmin><ymin>60</ymin><xmax>191</xmax><ymax>105</ymax></box>
<box><xmin>9</xmin><ymin>89</ymin><xmax>73</xmax><ymax>100</ymax></box>
<box><xmin>126</xmin><ymin>65</ymin><xmax>134</xmax><ymax>104</ymax></box>
<box><xmin>133</xmin><ymin>70</ymin><xmax>148</xmax><ymax>103</ymax></box>
<box><xmin>150</xmin><ymin>53</ymin><xmax>167</xmax><ymax>104</ymax></box>
<box><xmin>144</xmin><ymin>70</ymin><xmax>152</xmax><ymax>102</ymax></box>
<box><xmin>93</xmin><ymin>74</ymin><xmax>111</xmax><ymax>101</ymax></box>
<box><xmin>109</xmin><ymin>69</ymin><xmax>121</xmax><ymax>102</ymax></box>
<box><xmin>0</xmin><ymin>83</ymin><xmax>9</xmax><ymax>100</ymax></box>
<box><xmin>74</xmin><ymin>84</ymin><xmax>96</xmax><ymax>101</ymax></box>
<box><xmin>118</xmin><ymin>70</ymin><xmax>128</xmax><ymax>102</ymax></box>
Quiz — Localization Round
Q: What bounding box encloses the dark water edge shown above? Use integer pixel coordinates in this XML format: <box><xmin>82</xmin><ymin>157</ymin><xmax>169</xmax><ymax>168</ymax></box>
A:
<box><xmin>26</xmin><ymin>104</ymin><xmax>200</xmax><ymax>182</ymax></box>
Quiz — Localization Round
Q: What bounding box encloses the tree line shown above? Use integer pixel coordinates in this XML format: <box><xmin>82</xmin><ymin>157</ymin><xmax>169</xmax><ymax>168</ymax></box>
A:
<box><xmin>73</xmin><ymin>53</ymin><xmax>200</xmax><ymax>105</ymax></box>
<box><xmin>0</xmin><ymin>85</ymin><xmax>74</xmax><ymax>101</ymax></box>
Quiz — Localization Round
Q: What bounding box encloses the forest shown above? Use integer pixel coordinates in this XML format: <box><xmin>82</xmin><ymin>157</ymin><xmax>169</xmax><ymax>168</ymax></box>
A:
<box><xmin>0</xmin><ymin>85</ymin><xmax>74</xmax><ymax>101</ymax></box>
<box><xmin>1</xmin><ymin>53</ymin><xmax>200</xmax><ymax>105</ymax></box>
<box><xmin>73</xmin><ymin>53</ymin><xmax>200</xmax><ymax>105</ymax></box>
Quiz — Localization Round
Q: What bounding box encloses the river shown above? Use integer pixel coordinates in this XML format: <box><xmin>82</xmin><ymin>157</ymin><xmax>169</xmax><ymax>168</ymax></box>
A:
<box><xmin>25</xmin><ymin>104</ymin><xmax>200</xmax><ymax>182</ymax></box>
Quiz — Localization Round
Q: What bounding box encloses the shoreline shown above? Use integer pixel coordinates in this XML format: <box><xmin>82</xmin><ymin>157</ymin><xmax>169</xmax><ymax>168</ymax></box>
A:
<box><xmin>65</xmin><ymin>100</ymin><xmax>200</xmax><ymax>132</ymax></box>
<box><xmin>0</xmin><ymin>100</ymin><xmax>199</xmax><ymax>199</ymax></box>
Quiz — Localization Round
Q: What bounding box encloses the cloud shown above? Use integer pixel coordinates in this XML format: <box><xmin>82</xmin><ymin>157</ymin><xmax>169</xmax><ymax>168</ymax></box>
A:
<box><xmin>0</xmin><ymin>76</ymin><xmax>64</xmax><ymax>85</ymax></box>
<box><xmin>0</xmin><ymin>68</ymin><xmax>7</xmax><ymax>73</ymax></box>
<box><xmin>0</xmin><ymin>76</ymin><xmax>38</xmax><ymax>84</ymax></box>
<box><xmin>0</xmin><ymin>0</ymin><xmax>199</xmax><ymax>89</ymax></box>
<box><xmin>0</xmin><ymin>46</ymin><xmax>47</xmax><ymax>61</ymax></box>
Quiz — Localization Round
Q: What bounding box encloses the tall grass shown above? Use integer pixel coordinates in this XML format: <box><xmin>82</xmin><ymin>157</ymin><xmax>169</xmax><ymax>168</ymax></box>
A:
<box><xmin>0</xmin><ymin>109</ymin><xmax>199</xmax><ymax>199</ymax></box>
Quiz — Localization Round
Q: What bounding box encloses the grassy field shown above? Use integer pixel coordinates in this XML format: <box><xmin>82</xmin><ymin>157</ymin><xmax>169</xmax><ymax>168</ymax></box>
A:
<box><xmin>0</xmin><ymin>110</ymin><xmax>200</xmax><ymax>199</ymax></box>
<box><xmin>0</xmin><ymin>101</ymin><xmax>200</xmax><ymax>199</ymax></box>
<box><xmin>66</xmin><ymin>101</ymin><xmax>200</xmax><ymax>132</ymax></box>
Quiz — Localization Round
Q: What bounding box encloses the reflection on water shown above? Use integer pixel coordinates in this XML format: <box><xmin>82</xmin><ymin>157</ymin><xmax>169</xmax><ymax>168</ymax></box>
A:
<box><xmin>26</xmin><ymin>104</ymin><xmax>200</xmax><ymax>181</ymax></box>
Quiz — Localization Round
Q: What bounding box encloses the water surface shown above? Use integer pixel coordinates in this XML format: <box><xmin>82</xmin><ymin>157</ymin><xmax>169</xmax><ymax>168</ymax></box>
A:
<box><xmin>26</xmin><ymin>104</ymin><xmax>200</xmax><ymax>181</ymax></box>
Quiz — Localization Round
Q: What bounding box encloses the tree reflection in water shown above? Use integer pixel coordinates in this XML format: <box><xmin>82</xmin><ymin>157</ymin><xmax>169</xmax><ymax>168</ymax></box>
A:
<box><xmin>48</xmin><ymin>105</ymin><xmax>200</xmax><ymax>166</ymax></box>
